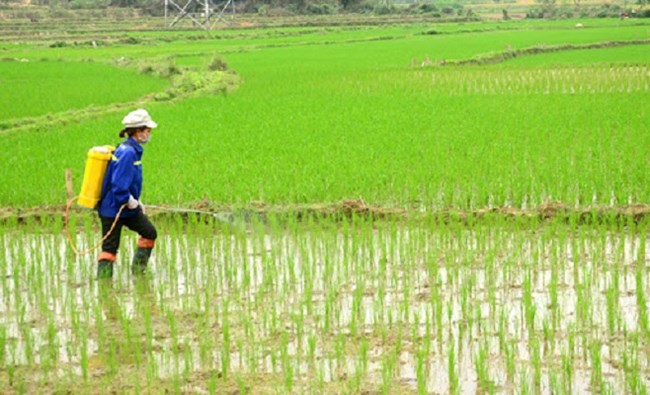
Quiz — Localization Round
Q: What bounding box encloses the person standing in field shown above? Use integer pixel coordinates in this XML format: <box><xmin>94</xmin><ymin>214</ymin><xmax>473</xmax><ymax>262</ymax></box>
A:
<box><xmin>96</xmin><ymin>109</ymin><xmax>158</xmax><ymax>280</ymax></box>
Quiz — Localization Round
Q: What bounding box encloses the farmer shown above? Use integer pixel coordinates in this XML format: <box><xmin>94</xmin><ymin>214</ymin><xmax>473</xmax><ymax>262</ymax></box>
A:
<box><xmin>96</xmin><ymin>109</ymin><xmax>158</xmax><ymax>279</ymax></box>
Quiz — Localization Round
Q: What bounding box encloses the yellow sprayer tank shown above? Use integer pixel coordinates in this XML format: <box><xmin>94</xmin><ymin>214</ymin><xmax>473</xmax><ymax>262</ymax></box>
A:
<box><xmin>78</xmin><ymin>146</ymin><xmax>115</xmax><ymax>209</ymax></box>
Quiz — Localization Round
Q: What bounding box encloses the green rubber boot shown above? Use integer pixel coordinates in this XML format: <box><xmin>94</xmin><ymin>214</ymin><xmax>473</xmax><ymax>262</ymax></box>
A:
<box><xmin>132</xmin><ymin>247</ymin><xmax>152</xmax><ymax>275</ymax></box>
<box><xmin>97</xmin><ymin>259</ymin><xmax>114</xmax><ymax>280</ymax></box>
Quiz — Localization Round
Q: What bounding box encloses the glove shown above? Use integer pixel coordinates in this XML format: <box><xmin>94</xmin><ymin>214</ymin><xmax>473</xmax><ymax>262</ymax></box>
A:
<box><xmin>139</xmin><ymin>200</ymin><xmax>146</xmax><ymax>214</ymax></box>
<box><xmin>127</xmin><ymin>195</ymin><xmax>139</xmax><ymax>210</ymax></box>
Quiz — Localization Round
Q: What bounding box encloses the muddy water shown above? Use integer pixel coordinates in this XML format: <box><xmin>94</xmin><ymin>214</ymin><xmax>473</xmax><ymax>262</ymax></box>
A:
<box><xmin>1</xmin><ymin>224</ymin><xmax>648</xmax><ymax>393</ymax></box>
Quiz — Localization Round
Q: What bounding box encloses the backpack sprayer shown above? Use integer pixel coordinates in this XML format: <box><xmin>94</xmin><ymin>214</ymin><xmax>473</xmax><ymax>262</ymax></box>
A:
<box><xmin>65</xmin><ymin>145</ymin><xmax>127</xmax><ymax>256</ymax></box>
<box><xmin>65</xmin><ymin>145</ymin><xmax>233</xmax><ymax>256</ymax></box>
<box><xmin>78</xmin><ymin>145</ymin><xmax>114</xmax><ymax>209</ymax></box>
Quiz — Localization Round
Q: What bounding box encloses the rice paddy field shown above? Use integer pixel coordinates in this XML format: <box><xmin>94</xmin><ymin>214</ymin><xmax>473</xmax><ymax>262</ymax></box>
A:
<box><xmin>0</xmin><ymin>15</ymin><xmax>649</xmax><ymax>394</ymax></box>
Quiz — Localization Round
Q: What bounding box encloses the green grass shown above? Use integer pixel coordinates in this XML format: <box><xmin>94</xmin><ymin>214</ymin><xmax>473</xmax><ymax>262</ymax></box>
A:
<box><xmin>500</xmin><ymin>43</ymin><xmax>650</xmax><ymax>66</ymax></box>
<box><xmin>0</xmin><ymin>60</ymin><xmax>167</xmax><ymax>121</ymax></box>
<box><xmin>0</xmin><ymin>18</ymin><xmax>648</xmax><ymax>209</ymax></box>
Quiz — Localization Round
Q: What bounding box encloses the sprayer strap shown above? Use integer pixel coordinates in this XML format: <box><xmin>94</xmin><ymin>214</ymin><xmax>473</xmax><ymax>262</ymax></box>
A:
<box><xmin>112</xmin><ymin>141</ymin><xmax>141</xmax><ymax>165</ymax></box>
<box><xmin>112</xmin><ymin>156</ymin><xmax>141</xmax><ymax>166</ymax></box>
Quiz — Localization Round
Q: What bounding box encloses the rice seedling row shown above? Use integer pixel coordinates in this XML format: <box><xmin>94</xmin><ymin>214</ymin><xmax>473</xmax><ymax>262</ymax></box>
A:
<box><xmin>1</xmin><ymin>215</ymin><xmax>648</xmax><ymax>392</ymax></box>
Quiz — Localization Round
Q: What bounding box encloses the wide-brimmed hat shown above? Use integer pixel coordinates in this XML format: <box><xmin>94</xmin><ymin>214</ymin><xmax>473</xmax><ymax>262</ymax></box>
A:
<box><xmin>122</xmin><ymin>109</ymin><xmax>158</xmax><ymax>129</ymax></box>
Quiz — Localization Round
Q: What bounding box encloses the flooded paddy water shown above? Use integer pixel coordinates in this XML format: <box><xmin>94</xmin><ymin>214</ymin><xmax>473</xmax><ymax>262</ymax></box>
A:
<box><xmin>1</xmin><ymin>215</ymin><xmax>649</xmax><ymax>393</ymax></box>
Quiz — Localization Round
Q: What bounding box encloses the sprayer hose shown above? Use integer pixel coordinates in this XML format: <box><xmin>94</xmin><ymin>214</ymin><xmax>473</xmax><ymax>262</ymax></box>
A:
<box><xmin>64</xmin><ymin>196</ymin><xmax>126</xmax><ymax>256</ymax></box>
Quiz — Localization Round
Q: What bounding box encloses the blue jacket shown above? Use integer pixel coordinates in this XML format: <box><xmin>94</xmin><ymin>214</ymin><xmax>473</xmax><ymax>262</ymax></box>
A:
<box><xmin>98</xmin><ymin>137</ymin><xmax>144</xmax><ymax>218</ymax></box>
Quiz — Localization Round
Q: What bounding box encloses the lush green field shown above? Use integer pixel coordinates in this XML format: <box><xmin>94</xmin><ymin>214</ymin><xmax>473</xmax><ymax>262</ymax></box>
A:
<box><xmin>500</xmin><ymin>44</ymin><xmax>650</xmax><ymax>66</ymax></box>
<box><xmin>0</xmin><ymin>60</ymin><xmax>167</xmax><ymax>121</ymax></box>
<box><xmin>0</xmin><ymin>16</ymin><xmax>649</xmax><ymax>394</ymax></box>
<box><xmin>1</xmin><ymin>19</ymin><xmax>648</xmax><ymax>208</ymax></box>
